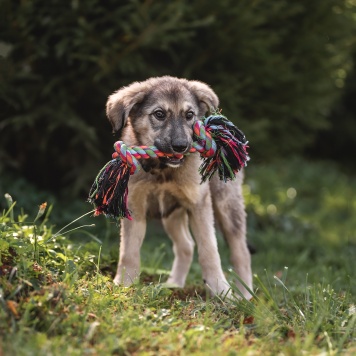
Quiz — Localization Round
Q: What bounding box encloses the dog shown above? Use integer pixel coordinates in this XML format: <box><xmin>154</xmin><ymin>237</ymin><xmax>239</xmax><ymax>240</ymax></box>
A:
<box><xmin>105</xmin><ymin>76</ymin><xmax>252</xmax><ymax>299</ymax></box>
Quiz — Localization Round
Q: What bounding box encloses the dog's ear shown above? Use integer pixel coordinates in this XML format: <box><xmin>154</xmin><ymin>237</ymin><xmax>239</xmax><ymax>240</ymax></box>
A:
<box><xmin>188</xmin><ymin>80</ymin><xmax>219</xmax><ymax>114</ymax></box>
<box><xmin>106</xmin><ymin>82</ymin><xmax>147</xmax><ymax>133</ymax></box>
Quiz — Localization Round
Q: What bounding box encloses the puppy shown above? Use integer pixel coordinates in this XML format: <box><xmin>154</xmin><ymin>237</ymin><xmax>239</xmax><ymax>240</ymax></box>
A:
<box><xmin>106</xmin><ymin>76</ymin><xmax>252</xmax><ymax>299</ymax></box>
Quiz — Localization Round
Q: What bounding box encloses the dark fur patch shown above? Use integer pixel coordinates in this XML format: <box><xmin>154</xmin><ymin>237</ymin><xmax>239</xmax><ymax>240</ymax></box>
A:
<box><xmin>141</xmin><ymin>160</ymin><xmax>176</xmax><ymax>183</ymax></box>
<box><xmin>247</xmin><ymin>242</ymin><xmax>257</xmax><ymax>254</ymax></box>
<box><xmin>146</xmin><ymin>192</ymin><xmax>160</xmax><ymax>219</ymax></box>
<box><xmin>161</xmin><ymin>192</ymin><xmax>181</xmax><ymax>218</ymax></box>
<box><xmin>161</xmin><ymin>169</ymin><xmax>174</xmax><ymax>182</ymax></box>
<box><xmin>141</xmin><ymin>159</ymin><xmax>160</xmax><ymax>173</ymax></box>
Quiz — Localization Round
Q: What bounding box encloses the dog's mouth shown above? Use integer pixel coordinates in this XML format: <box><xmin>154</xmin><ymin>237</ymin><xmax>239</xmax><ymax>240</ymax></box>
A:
<box><xmin>159</xmin><ymin>155</ymin><xmax>185</xmax><ymax>168</ymax></box>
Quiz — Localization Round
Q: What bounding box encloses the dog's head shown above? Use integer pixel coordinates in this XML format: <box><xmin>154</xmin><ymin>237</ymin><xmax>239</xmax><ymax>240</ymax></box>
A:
<box><xmin>106</xmin><ymin>76</ymin><xmax>219</xmax><ymax>168</ymax></box>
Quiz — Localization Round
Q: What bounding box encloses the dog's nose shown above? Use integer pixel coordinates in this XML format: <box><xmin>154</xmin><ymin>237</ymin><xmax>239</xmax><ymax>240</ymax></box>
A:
<box><xmin>172</xmin><ymin>139</ymin><xmax>189</xmax><ymax>153</ymax></box>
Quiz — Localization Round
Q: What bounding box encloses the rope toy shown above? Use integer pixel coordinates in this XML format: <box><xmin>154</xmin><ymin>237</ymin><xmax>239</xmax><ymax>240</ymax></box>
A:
<box><xmin>88</xmin><ymin>114</ymin><xmax>249</xmax><ymax>220</ymax></box>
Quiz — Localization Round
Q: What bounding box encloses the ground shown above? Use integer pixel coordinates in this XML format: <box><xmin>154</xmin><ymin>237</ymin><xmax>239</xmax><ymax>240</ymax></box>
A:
<box><xmin>0</xmin><ymin>158</ymin><xmax>355</xmax><ymax>355</ymax></box>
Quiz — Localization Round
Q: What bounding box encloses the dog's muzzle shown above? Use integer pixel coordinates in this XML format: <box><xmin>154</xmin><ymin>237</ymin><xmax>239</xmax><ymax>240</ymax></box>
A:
<box><xmin>159</xmin><ymin>155</ymin><xmax>185</xmax><ymax>168</ymax></box>
<box><xmin>154</xmin><ymin>137</ymin><xmax>189</xmax><ymax>168</ymax></box>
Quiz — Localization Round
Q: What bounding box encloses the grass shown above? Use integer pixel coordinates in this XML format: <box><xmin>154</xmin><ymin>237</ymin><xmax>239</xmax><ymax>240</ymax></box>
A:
<box><xmin>0</xmin><ymin>158</ymin><xmax>355</xmax><ymax>355</ymax></box>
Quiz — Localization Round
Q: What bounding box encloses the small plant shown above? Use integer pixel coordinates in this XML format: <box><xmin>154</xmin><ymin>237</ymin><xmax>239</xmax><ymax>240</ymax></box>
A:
<box><xmin>0</xmin><ymin>194</ymin><xmax>102</xmax><ymax>334</ymax></box>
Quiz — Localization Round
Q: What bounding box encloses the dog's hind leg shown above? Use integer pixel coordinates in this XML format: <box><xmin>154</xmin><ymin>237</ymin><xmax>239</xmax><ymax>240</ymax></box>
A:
<box><xmin>211</xmin><ymin>176</ymin><xmax>253</xmax><ymax>300</ymax></box>
<box><xmin>162</xmin><ymin>208</ymin><xmax>194</xmax><ymax>287</ymax></box>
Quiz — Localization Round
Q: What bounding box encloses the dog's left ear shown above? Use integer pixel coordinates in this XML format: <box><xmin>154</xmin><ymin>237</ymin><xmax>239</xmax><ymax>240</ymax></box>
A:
<box><xmin>188</xmin><ymin>81</ymin><xmax>219</xmax><ymax>114</ymax></box>
<box><xmin>106</xmin><ymin>81</ymin><xmax>147</xmax><ymax>133</ymax></box>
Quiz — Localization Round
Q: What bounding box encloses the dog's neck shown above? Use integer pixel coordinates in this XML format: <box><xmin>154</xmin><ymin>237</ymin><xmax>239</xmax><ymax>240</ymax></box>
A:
<box><xmin>141</xmin><ymin>158</ymin><xmax>168</xmax><ymax>173</ymax></box>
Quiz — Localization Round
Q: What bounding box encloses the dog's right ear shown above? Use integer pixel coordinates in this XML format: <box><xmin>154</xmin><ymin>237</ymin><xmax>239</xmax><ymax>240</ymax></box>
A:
<box><xmin>106</xmin><ymin>82</ymin><xmax>147</xmax><ymax>133</ymax></box>
<box><xmin>187</xmin><ymin>80</ymin><xmax>219</xmax><ymax>114</ymax></box>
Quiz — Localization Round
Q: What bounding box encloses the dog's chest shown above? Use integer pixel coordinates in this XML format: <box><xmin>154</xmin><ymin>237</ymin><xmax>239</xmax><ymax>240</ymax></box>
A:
<box><xmin>151</xmin><ymin>178</ymin><xmax>199</xmax><ymax>209</ymax></box>
<box><xmin>129</xmin><ymin>155</ymin><xmax>205</xmax><ymax>217</ymax></box>
<box><xmin>140</xmin><ymin>172</ymin><xmax>201</xmax><ymax>218</ymax></box>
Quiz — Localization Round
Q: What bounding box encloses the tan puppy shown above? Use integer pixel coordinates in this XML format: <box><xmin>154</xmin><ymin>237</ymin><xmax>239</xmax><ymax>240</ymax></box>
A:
<box><xmin>106</xmin><ymin>76</ymin><xmax>252</xmax><ymax>299</ymax></box>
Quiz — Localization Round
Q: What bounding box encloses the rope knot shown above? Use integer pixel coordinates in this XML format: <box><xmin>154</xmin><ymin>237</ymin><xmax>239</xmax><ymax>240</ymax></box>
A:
<box><xmin>192</xmin><ymin>120</ymin><xmax>217</xmax><ymax>157</ymax></box>
<box><xmin>112</xmin><ymin>141</ymin><xmax>139</xmax><ymax>174</ymax></box>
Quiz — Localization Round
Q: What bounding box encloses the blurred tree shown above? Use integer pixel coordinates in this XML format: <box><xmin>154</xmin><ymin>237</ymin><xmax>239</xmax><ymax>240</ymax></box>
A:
<box><xmin>178</xmin><ymin>0</ymin><xmax>356</xmax><ymax>162</ymax></box>
<box><xmin>0</xmin><ymin>0</ymin><xmax>355</xmax><ymax>197</ymax></box>
<box><xmin>309</xmin><ymin>49</ymin><xmax>356</xmax><ymax>167</ymax></box>
<box><xmin>0</xmin><ymin>0</ymin><xmax>206</xmax><ymax>195</ymax></box>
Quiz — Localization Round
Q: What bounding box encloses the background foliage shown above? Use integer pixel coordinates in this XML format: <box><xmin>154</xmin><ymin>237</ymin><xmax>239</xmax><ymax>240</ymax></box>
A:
<box><xmin>1</xmin><ymin>0</ymin><xmax>356</xmax><ymax>198</ymax></box>
<box><xmin>1</xmin><ymin>3</ymin><xmax>356</xmax><ymax>353</ymax></box>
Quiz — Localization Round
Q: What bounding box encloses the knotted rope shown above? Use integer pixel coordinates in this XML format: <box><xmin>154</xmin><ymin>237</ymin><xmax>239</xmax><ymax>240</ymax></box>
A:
<box><xmin>88</xmin><ymin>114</ymin><xmax>249</xmax><ymax>220</ymax></box>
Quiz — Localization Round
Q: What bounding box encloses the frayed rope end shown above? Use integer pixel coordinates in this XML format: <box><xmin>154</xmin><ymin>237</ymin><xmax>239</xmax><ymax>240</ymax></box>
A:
<box><xmin>196</xmin><ymin>115</ymin><xmax>249</xmax><ymax>182</ymax></box>
<box><xmin>88</xmin><ymin>159</ymin><xmax>132</xmax><ymax>220</ymax></box>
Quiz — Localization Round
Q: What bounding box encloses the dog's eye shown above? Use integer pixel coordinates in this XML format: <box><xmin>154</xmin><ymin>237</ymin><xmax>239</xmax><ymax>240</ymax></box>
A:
<box><xmin>186</xmin><ymin>111</ymin><xmax>194</xmax><ymax>120</ymax></box>
<box><xmin>154</xmin><ymin>110</ymin><xmax>166</xmax><ymax>120</ymax></box>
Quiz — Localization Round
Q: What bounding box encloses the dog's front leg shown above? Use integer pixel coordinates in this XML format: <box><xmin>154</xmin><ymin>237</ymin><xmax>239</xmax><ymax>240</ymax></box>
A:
<box><xmin>189</xmin><ymin>190</ymin><xmax>230</xmax><ymax>297</ymax></box>
<box><xmin>162</xmin><ymin>207</ymin><xmax>194</xmax><ymax>287</ymax></box>
<box><xmin>113</xmin><ymin>218</ymin><xmax>146</xmax><ymax>286</ymax></box>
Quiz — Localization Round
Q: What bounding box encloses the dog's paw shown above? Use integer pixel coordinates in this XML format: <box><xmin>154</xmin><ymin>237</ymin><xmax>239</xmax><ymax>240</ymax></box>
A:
<box><xmin>161</xmin><ymin>282</ymin><xmax>181</xmax><ymax>289</ymax></box>
<box><xmin>203</xmin><ymin>277</ymin><xmax>233</xmax><ymax>300</ymax></box>
<box><xmin>113</xmin><ymin>275</ymin><xmax>125</xmax><ymax>286</ymax></box>
<box><xmin>113</xmin><ymin>271</ymin><xmax>137</xmax><ymax>287</ymax></box>
<box><xmin>165</xmin><ymin>276</ymin><xmax>185</xmax><ymax>288</ymax></box>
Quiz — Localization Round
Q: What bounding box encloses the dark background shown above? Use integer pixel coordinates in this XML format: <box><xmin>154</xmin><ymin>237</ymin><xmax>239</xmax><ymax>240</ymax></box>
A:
<box><xmin>1</xmin><ymin>0</ymin><xmax>355</xmax><ymax>206</ymax></box>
